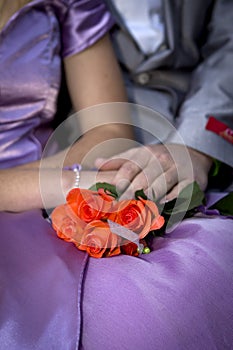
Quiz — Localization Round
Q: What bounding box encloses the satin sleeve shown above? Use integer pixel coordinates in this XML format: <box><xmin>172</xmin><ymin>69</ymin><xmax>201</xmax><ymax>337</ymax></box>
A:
<box><xmin>57</xmin><ymin>0</ymin><xmax>115</xmax><ymax>58</ymax></box>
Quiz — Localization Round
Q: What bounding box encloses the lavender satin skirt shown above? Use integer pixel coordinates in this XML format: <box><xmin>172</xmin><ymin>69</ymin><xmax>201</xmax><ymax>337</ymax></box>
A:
<box><xmin>0</xmin><ymin>209</ymin><xmax>88</xmax><ymax>349</ymax></box>
<box><xmin>0</xmin><ymin>195</ymin><xmax>233</xmax><ymax>350</ymax></box>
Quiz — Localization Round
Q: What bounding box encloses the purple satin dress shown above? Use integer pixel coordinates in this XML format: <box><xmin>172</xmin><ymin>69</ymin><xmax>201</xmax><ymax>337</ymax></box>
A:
<box><xmin>0</xmin><ymin>1</ymin><xmax>233</xmax><ymax>350</ymax></box>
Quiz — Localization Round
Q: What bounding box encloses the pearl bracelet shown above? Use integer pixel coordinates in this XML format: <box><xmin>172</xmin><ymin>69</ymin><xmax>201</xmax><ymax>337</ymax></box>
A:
<box><xmin>64</xmin><ymin>163</ymin><xmax>82</xmax><ymax>188</ymax></box>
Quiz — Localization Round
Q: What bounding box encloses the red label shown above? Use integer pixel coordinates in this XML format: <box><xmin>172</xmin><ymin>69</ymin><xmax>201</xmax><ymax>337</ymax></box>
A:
<box><xmin>205</xmin><ymin>116</ymin><xmax>233</xmax><ymax>144</ymax></box>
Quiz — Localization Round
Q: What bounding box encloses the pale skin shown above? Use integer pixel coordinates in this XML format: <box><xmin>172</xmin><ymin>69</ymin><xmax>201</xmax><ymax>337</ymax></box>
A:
<box><xmin>95</xmin><ymin>144</ymin><xmax>213</xmax><ymax>202</ymax></box>
<box><xmin>0</xmin><ymin>2</ymin><xmax>134</xmax><ymax>212</ymax></box>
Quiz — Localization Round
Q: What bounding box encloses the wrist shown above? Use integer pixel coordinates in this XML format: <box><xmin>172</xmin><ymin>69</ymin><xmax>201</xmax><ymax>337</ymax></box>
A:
<box><xmin>62</xmin><ymin>163</ymin><xmax>82</xmax><ymax>196</ymax></box>
<box><xmin>63</xmin><ymin>164</ymin><xmax>82</xmax><ymax>189</ymax></box>
<box><xmin>189</xmin><ymin>148</ymin><xmax>213</xmax><ymax>171</ymax></box>
<box><xmin>62</xmin><ymin>170</ymin><xmax>76</xmax><ymax>195</ymax></box>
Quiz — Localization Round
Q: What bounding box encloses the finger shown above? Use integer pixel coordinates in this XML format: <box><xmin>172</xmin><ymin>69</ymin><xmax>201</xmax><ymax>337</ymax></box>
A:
<box><xmin>118</xmin><ymin>156</ymin><xmax>164</xmax><ymax>200</ymax></box>
<box><xmin>112</xmin><ymin>147</ymin><xmax>154</xmax><ymax>191</ymax></box>
<box><xmin>113</xmin><ymin>160</ymin><xmax>143</xmax><ymax>193</ymax></box>
<box><xmin>95</xmin><ymin>157</ymin><xmax>126</xmax><ymax>171</ymax></box>
<box><xmin>117</xmin><ymin>170</ymin><xmax>152</xmax><ymax>200</ymax></box>
<box><xmin>155</xmin><ymin>150</ymin><xmax>175</xmax><ymax>172</ymax></box>
<box><xmin>95</xmin><ymin>147</ymin><xmax>140</xmax><ymax>170</ymax></box>
<box><xmin>144</xmin><ymin>166</ymin><xmax>179</xmax><ymax>200</ymax></box>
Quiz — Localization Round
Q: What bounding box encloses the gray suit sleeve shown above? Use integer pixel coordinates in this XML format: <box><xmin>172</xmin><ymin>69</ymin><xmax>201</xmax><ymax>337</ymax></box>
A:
<box><xmin>167</xmin><ymin>0</ymin><xmax>233</xmax><ymax>167</ymax></box>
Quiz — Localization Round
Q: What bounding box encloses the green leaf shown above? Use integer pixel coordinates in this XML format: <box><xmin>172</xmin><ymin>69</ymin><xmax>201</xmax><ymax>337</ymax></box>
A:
<box><xmin>88</xmin><ymin>182</ymin><xmax>119</xmax><ymax>200</ymax></box>
<box><xmin>162</xmin><ymin>182</ymin><xmax>205</xmax><ymax>216</ymax></box>
<box><xmin>209</xmin><ymin>192</ymin><xmax>233</xmax><ymax>216</ymax></box>
<box><xmin>135</xmin><ymin>189</ymin><xmax>148</xmax><ymax>200</ymax></box>
<box><xmin>157</xmin><ymin>182</ymin><xmax>205</xmax><ymax>230</ymax></box>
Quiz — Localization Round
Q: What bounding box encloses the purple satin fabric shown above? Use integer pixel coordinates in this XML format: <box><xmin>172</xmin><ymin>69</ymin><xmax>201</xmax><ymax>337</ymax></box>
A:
<box><xmin>81</xmin><ymin>195</ymin><xmax>233</xmax><ymax>349</ymax></box>
<box><xmin>0</xmin><ymin>200</ymin><xmax>232</xmax><ymax>349</ymax></box>
<box><xmin>0</xmin><ymin>0</ymin><xmax>114</xmax><ymax>169</ymax></box>
<box><xmin>0</xmin><ymin>210</ymin><xmax>88</xmax><ymax>349</ymax></box>
<box><xmin>60</xmin><ymin>0</ymin><xmax>115</xmax><ymax>58</ymax></box>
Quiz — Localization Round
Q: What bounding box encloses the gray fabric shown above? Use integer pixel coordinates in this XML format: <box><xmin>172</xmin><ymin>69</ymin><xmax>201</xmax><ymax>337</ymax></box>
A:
<box><xmin>112</xmin><ymin>0</ymin><xmax>165</xmax><ymax>55</ymax></box>
<box><xmin>106</xmin><ymin>0</ymin><xmax>233</xmax><ymax>168</ymax></box>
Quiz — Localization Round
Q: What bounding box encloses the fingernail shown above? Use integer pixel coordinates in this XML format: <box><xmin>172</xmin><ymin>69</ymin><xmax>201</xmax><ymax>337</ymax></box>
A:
<box><xmin>160</xmin><ymin>197</ymin><xmax>175</xmax><ymax>204</ymax></box>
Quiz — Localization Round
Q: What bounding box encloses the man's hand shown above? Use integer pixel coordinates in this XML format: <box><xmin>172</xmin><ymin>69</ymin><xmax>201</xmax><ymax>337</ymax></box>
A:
<box><xmin>95</xmin><ymin>144</ymin><xmax>213</xmax><ymax>201</ymax></box>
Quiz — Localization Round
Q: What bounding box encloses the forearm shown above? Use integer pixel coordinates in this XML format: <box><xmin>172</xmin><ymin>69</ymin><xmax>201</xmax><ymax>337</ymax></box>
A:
<box><xmin>0</xmin><ymin>168</ymin><xmax>72</xmax><ymax>212</ymax></box>
<box><xmin>64</xmin><ymin>123</ymin><xmax>135</xmax><ymax>168</ymax></box>
<box><xmin>19</xmin><ymin>123</ymin><xmax>134</xmax><ymax>170</ymax></box>
<box><xmin>0</xmin><ymin>166</ymin><xmax>116</xmax><ymax>212</ymax></box>
<box><xmin>63</xmin><ymin>34</ymin><xmax>135</xmax><ymax>167</ymax></box>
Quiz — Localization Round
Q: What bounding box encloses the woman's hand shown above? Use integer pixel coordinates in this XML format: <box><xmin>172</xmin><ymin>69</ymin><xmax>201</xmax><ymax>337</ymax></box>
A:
<box><xmin>95</xmin><ymin>144</ymin><xmax>213</xmax><ymax>201</ymax></box>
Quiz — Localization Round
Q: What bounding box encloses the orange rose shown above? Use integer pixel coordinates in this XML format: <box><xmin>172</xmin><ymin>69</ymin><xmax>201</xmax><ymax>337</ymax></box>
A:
<box><xmin>113</xmin><ymin>198</ymin><xmax>164</xmax><ymax>239</ymax></box>
<box><xmin>51</xmin><ymin>204</ymin><xmax>85</xmax><ymax>245</ymax></box>
<box><xmin>66</xmin><ymin>188</ymin><xmax>115</xmax><ymax>223</ymax></box>
<box><xmin>78</xmin><ymin>220</ymin><xmax>121</xmax><ymax>258</ymax></box>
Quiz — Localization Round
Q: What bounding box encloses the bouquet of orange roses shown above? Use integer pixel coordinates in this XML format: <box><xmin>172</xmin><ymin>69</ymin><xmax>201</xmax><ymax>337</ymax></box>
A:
<box><xmin>51</xmin><ymin>183</ymin><xmax>165</xmax><ymax>258</ymax></box>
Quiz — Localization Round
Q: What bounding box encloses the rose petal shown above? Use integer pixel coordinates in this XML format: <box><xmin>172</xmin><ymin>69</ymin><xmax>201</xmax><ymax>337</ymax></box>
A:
<box><xmin>151</xmin><ymin>215</ymin><xmax>165</xmax><ymax>230</ymax></box>
<box><xmin>78</xmin><ymin>220</ymin><xmax>119</xmax><ymax>258</ymax></box>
